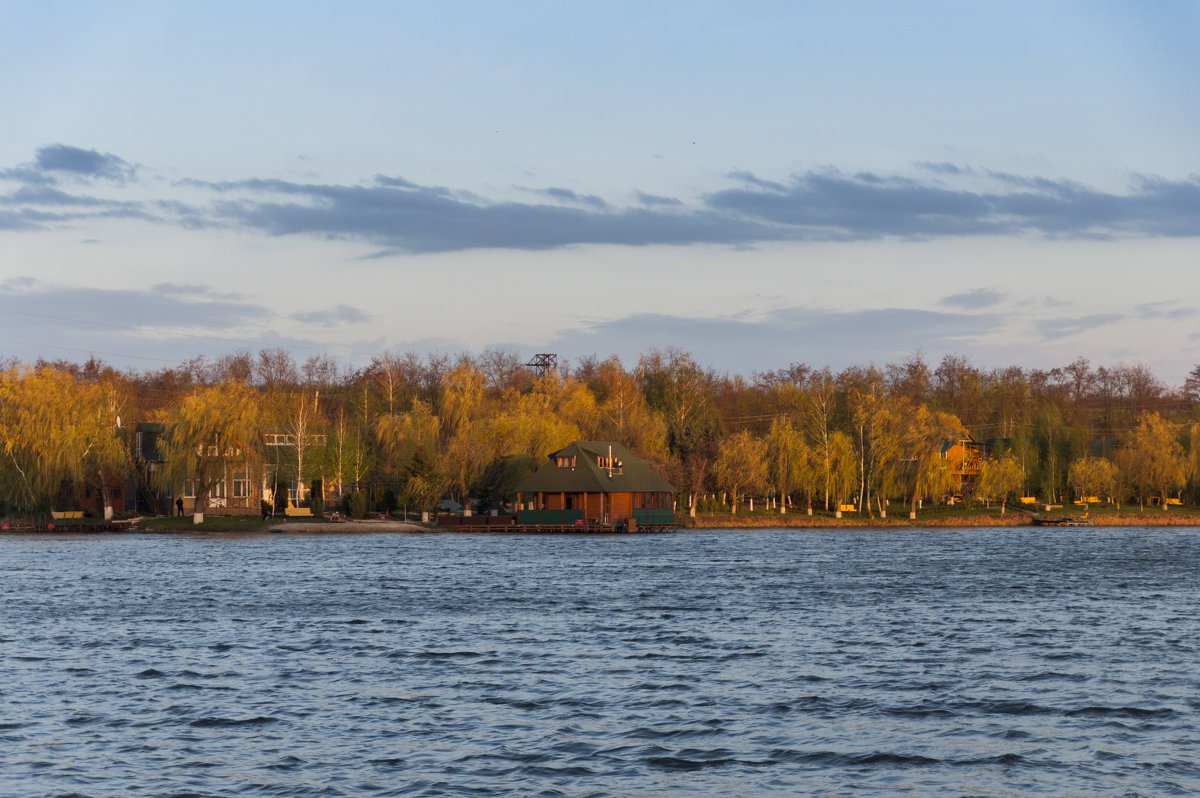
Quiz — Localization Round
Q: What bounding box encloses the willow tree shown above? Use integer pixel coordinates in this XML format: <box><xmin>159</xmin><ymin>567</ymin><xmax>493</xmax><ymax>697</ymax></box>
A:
<box><xmin>156</xmin><ymin>382</ymin><xmax>261</xmax><ymax>523</ymax></box>
<box><xmin>978</xmin><ymin>453</ymin><xmax>1025</xmax><ymax>514</ymax></box>
<box><xmin>1067</xmin><ymin>456</ymin><xmax>1117</xmax><ymax>511</ymax></box>
<box><xmin>1122</xmin><ymin>412</ymin><xmax>1186</xmax><ymax>509</ymax></box>
<box><xmin>0</xmin><ymin>366</ymin><xmax>127</xmax><ymax>513</ymax></box>
<box><xmin>712</xmin><ymin>430</ymin><xmax>767</xmax><ymax>513</ymax></box>
<box><xmin>902</xmin><ymin>407</ymin><xmax>964</xmax><ymax>520</ymax></box>
<box><xmin>765</xmin><ymin>417</ymin><xmax>808</xmax><ymax>514</ymax></box>
<box><xmin>375</xmin><ymin>399</ymin><xmax>441</xmax><ymax>482</ymax></box>
<box><xmin>827</xmin><ymin>431</ymin><xmax>858</xmax><ymax>518</ymax></box>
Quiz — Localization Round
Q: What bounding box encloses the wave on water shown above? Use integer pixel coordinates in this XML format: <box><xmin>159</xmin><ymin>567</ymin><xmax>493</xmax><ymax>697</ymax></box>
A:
<box><xmin>2</xmin><ymin>526</ymin><xmax>1200</xmax><ymax>796</ymax></box>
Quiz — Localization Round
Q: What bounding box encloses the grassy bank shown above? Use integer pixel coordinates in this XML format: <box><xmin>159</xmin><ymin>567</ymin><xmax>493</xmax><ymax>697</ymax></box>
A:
<box><xmin>133</xmin><ymin>516</ymin><xmax>282</xmax><ymax>532</ymax></box>
<box><xmin>683</xmin><ymin>504</ymin><xmax>1200</xmax><ymax>528</ymax></box>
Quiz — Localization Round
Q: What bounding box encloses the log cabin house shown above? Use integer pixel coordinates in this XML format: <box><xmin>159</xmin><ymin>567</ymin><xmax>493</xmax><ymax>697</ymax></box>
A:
<box><xmin>515</xmin><ymin>441</ymin><xmax>676</xmax><ymax>529</ymax></box>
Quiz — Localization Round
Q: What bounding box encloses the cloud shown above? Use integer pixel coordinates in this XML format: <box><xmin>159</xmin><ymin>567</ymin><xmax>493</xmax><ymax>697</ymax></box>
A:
<box><xmin>3</xmin><ymin>144</ymin><xmax>1200</xmax><ymax>252</ymax></box>
<box><xmin>291</xmin><ymin>304</ymin><xmax>372</xmax><ymax>327</ymax></box>
<box><xmin>550</xmin><ymin>306</ymin><xmax>1004</xmax><ymax>374</ymax></box>
<box><xmin>635</xmin><ymin>191</ymin><xmax>682</xmax><ymax>207</ymax></box>
<box><xmin>915</xmin><ymin>161</ymin><xmax>971</xmax><ymax>176</ymax></box>
<box><xmin>1035</xmin><ymin>313</ymin><xmax>1124</xmax><ymax>341</ymax></box>
<box><xmin>940</xmin><ymin>288</ymin><xmax>1006</xmax><ymax>310</ymax></box>
<box><xmin>519</xmin><ymin>186</ymin><xmax>608</xmax><ymax>208</ymax></box>
<box><xmin>0</xmin><ymin>278</ymin><xmax>271</xmax><ymax>335</ymax></box>
<box><xmin>34</xmin><ymin>144</ymin><xmax>136</xmax><ymax>183</ymax></box>
<box><xmin>707</xmin><ymin>169</ymin><xmax>1200</xmax><ymax>241</ymax></box>
<box><xmin>200</xmin><ymin>175</ymin><xmax>778</xmax><ymax>253</ymax></box>
<box><xmin>1135</xmin><ymin>301</ymin><xmax>1198</xmax><ymax>321</ymax></box>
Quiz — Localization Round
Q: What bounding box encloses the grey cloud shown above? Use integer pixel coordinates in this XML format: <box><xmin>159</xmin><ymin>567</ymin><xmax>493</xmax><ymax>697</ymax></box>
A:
<box><xmin>0</xmin><ymin>185</ymin><xmax>111</xmax><ymax>207</ymax></box>
<box><xmin>207</xmin><ymin>176</ymin><xmax>779</xmax><ymax>253</ymax></box>
<box><xmin>550</xmin><ymin>306</ymin><xmax>1003</xmax><ymax>375</ymax></box>
<box><xmin>940</xmin><ymin>288</ymin><xmax>1006</xmax><ymax>310</ymax></box>
<box><xmin>1135</xmin><ymin>301</ymin><xmax>1198</xmax><ymax>321</ymax></box>
<box><xmin>635</xmin><ymin>191</ymin><xmax>682</xmax><ymax>207</ymax></box>
<box><xmin>727</xmin><ymin>170</ymin><xmax>788</xmax><ymax>192</ymax></box>
<box><xmin>291</xmin><ymin>304</ymin><xmax>372</xmax><ymax>327</ymax></box>
<box><xmin>5</xmin><ymin>144</ymin><xmax>1200</xmax><ymax>252</ymax></box>
<box><xmin>35</xmin><ymin>144</ymin><xmax>136</xmax><ymax>182</ymax></box>
<box><xmin>0</xmin><ymin>278</ymin><xmax>271</xmax><ymax>334</ymax></box>
<box><xmin>151</xmin><ymin>283</ymin><xmax>241</xmax><ymax>300</ymax></box>
<box><xmin>915</xmin><ymin>161</ymin><xmax>971</xmax><ymax>175</ymax></box>
<box><xmin>519</xmin><ymin>186</ymin><xmax>608</xmax><ymax>209</ymax></box>
<box><xmin>707</xmin><ymin>169</ymin><xmax>1200</xmax><ymax>241</ymax></box>
<box><xmin>1035</xmin><ymin>313</ymin><xmax>1124</xmax><ymax>341</ymax></box>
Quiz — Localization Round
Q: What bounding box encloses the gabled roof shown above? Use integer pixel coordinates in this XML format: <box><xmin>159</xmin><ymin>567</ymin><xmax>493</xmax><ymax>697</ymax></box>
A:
<box><xmin>516</xmin><ymin>441</ymin><xmax>676</xmax><ymax>494</ymax></box>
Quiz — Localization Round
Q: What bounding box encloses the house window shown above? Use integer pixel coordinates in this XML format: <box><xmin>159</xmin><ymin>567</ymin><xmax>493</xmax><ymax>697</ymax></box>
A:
<box><xmin>556</xmin><ymin>455</ymin><xmax>575</xmax><ymax>468</ymax></box>
<box><xmin>232</xmin><ymin>479</ymin><xmax>249</xmax><ymax>498</ymax></box>
<box><xmin>212</xmin><ymin>480</ymin><xmax>226</xmax><ymax>499</ymax></box>
<box><xmin>183</xmin><ymin>480</ymin><xmax>197</xmax><ymax>498</ymax></box>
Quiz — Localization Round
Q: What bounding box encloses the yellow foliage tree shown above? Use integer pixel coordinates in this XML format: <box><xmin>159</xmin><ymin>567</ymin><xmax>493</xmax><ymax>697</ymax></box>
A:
<box><xmin>156</xmin><ymin>382</ymin><xmax>261</xmax><ymax>523</ymax></box>
<box><xmin>713</xmin><ymin>430</ymin><xmax>767</xmax><ymax>514</ymax></box>
<box><xmin>0</xmin><ymin>366</ymin><xmax>127</xmax><ymax>513</ymax></box>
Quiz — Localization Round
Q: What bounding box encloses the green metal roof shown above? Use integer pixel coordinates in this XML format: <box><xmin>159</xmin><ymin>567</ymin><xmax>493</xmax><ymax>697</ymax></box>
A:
<box><xmin>515</xmin><ymin>441</ymin><xmax>676</xmax><ymax>494</ymax></box>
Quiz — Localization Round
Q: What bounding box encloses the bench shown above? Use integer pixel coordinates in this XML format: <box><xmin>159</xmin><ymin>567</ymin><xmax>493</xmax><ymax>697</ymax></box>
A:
<box><xmin>51</xmin><ymin>511</ymin><xmax>84</xmax><ymax>520</ymax></box>
<box><xmin>284</xmin><ymin>507</ymin><xmax>314</xmax><ymax>518</ymax></box>
<box><xmin>838</xmin><ymin>504</ymin><xmax>857</xmax><ymax>513</ymax></box>
<box><xmin>1019</xmin><ymin>497</ymin><xmax>1038</xmax><ymax>505</ymax></box>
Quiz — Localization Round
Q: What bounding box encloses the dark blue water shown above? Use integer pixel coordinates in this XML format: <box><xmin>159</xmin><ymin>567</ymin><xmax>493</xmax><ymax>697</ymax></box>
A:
<box><xmin>2</xmin><ymin>528</ymin><xmax>1198</xmax><ymax>796</ymax></box>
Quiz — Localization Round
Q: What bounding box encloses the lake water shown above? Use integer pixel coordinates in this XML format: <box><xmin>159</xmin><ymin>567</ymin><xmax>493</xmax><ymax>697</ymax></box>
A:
<box><xmin>2</xmin><ymin>527</ymin><xmax>1198</xmax><ymax>796</ymax></box>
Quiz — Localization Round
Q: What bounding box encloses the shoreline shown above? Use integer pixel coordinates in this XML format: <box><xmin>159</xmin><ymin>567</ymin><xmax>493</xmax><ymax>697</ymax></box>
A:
<box><xmin>5</xmin><ymin>511</ymin><xmax>1199</xmax><ymax>535</ymax></box>
<box><xmin>683</xmin><ymin>511</ymin><xmax>1200</xmax><ymax>529</ymax></box>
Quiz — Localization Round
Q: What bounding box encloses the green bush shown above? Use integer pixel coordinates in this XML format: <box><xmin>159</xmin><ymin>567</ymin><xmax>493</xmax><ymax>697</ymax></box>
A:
<box><xmin>340</xmin><ymin>491</ymin><xmax>368</xmax><ymax>519</ymax></box>
<box><xmin>307</xmin><ymin>493</ymin><xmax>324</xmax><ymax>516</ymax></box>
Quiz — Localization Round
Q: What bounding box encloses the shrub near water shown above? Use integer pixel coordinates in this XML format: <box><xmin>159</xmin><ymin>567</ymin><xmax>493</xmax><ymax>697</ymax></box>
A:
<box><xmin>341</xmin><ymin>492</ymin><xmax>368</xmax><ymax>519</ymax></box>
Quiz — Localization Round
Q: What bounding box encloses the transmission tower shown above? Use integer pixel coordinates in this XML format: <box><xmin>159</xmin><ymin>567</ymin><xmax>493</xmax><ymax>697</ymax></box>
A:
<box><xmin>526</xmin><ymin>353</ymin><xmax>558</xmax><ymax>379</ymax></box>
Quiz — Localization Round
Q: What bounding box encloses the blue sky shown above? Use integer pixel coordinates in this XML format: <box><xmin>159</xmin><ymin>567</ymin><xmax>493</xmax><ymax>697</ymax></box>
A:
<box><xmin>1</xmin><ymin>1</ymin><xmax>1198</xmax><ymax>380</ymax></box>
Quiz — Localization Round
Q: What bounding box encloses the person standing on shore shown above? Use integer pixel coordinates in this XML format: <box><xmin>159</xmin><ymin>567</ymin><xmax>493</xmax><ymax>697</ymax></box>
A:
<box><xmin>176</xmin><ymin>497</ymin><xmax>184</xmax><ymax>517</ymax></box>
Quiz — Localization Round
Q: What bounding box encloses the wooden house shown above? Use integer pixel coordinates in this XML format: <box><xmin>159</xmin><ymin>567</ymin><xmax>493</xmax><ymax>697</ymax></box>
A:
<box><xmin>941</xmin><ymin>434</ymin><xmax>988</xmax><ymax>494</ymax></box>
<box><xmin>515</xmin><ymin>441</ymin><xmax>676</xmax><ymax>528</ymax></box>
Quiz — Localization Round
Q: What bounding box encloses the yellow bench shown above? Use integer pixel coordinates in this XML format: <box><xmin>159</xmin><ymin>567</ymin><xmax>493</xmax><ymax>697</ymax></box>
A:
<box><xmin>284</xmin><ymin>507</ymin><xmax>314</xmax><ymax>518</ymax></box>
<box><xmin>1166</xmin><ymin>498</ymin><xmax>1182</xmax><ymax>506</ymax></box>
<box><xmin>51</xmin><ymin>511</ymin><xmax>84</xmax><ymax>520</ymax></box>
<box><xmin>1074</xmin><ymin>497</ymin><xmax>1101</xmax><ymax>505</ymax></box>
<box><xmin>838</xmin><ymin>504</ymin><xmax>857</xmax><ymax>513</ymax></box>
<box><xmin>1019</xmin><ymin>497</ymin><xmax>1038</xmax><ymax>505</ymax></box>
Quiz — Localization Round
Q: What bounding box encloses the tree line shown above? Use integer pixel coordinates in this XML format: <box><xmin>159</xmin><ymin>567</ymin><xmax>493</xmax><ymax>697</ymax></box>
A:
<box><xmin>1</xmin><ymin>347</ymin><xmax>1199</xmax><ymax>517</ymax></box>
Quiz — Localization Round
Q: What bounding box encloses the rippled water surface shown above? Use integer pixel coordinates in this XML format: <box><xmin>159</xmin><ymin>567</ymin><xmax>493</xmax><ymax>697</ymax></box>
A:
<box><xmin>3</xmin><ymin>527</ymin><xmax>1199</xmax><ymax>796</ymax></box>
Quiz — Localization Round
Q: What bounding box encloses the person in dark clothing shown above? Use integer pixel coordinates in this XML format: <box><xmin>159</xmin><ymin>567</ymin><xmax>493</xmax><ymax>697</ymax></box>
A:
<box><xmin>176</xmin><ymin>497</ymin><xmax>184</xmax><ymax>517</ymax></box>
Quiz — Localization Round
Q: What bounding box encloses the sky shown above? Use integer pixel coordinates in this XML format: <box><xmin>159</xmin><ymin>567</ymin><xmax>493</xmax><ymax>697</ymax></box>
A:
<box><xmin>1</xmin><ymin>1</ymin><xmax>1198</xmax><ymax>382</ymax></box>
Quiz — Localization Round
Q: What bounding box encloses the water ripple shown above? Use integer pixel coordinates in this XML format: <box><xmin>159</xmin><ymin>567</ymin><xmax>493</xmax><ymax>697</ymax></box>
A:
<box><xmin>3</xmin><ymin>527</ymin><xmax>1200</xmax><ymax>795</ymax></box>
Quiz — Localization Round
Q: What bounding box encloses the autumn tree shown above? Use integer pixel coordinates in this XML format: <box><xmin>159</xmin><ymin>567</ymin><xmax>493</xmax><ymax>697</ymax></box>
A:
<box><xmin>764</xmin><ymin>417</ymin><xmax>808</xmax><ymax>514</ymax></box>
<box><xmin>0</xmin><ymin>366</ymin><xmax>128</xmax><ymax>513</ymax></box>
<box><xmin>900</xmin><ymin>407</ymin><xmax>964</xmax><ymax>520</ymax></box>
<box><xmin>156</xmin><ymin>382</ymin><xmax>261</xmax><ymax>523</ymax></box>
<box><xmin>1067</xmin><ymin>456</ymin><xmax>1118</xmax><ymax>510</ymax></box>
<box><xmin>1122</xmin><ymin>412</ymin><xmax>1186</xmax><ymax>509</ymax></box>
<box><xmin>639</xmin><ymin>348</ymin><xmax>721</xmax><ymax>458</ymax></box>
<box><xmin>712</xmin><ymin>430</ymin><xmax>767</xmax><ymax>513</ymax></box>
<box><xmin>376</xmin><ymin>399</ymin><xmax>441</xmax><ymax>484</ymax></box>
<box><xmin>977</xmin><ymin>453</ymin><xmax>1025</xmax><ymax>514</ymax></box>
<box><xmin>827</xmin><ymin>431</ymin><xmax>858</xmax><ymax>518</ymax></box>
